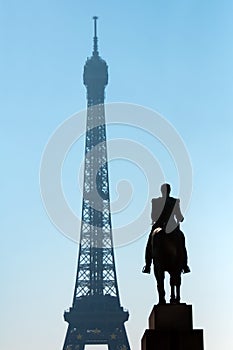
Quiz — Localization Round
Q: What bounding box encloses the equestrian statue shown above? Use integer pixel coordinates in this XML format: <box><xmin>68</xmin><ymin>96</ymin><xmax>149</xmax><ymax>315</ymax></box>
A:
<box><xmin>143</xmin><ymin>183</ymin><xmax>190</xmax><ymax>304</ymax></box>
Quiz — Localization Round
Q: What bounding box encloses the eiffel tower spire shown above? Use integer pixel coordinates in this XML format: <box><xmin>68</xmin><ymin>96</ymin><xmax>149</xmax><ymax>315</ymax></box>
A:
<box><xmin>93</xmin><ymin>16</ymin><xmax>99</xmax><ymax>56</ymax></box>
<box><xmin>62</xmin><ymin>17</ymin><xmax>131</xmax><ymax>350</ymax></box>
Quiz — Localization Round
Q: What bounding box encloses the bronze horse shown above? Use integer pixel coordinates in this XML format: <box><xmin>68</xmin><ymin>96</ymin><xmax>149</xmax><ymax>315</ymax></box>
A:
<box><xmin>144</xmin><ymin>228</ymin><xmax>184</xmax><ymax>304</ymax></box>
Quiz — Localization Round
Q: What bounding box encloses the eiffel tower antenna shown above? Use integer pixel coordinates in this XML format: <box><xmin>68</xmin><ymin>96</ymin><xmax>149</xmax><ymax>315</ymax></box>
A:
<box><xmin>93</xmin><ymin>16</ymin><xmax>98</xmax><ymax>55</ymax></box>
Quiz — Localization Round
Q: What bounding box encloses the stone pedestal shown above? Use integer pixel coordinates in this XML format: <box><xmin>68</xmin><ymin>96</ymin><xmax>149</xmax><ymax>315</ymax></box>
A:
<box><xmin>141</xmin><ymin>304</ymin><xmax>204</xmax><ymax>350</ymax></box>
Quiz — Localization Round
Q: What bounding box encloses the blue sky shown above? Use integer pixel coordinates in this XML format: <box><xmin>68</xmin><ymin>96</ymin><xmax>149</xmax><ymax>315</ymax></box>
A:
<box><xmin>1</xmin><ymin>1</ymin><xmax>233</xmax><ymax>350</ymax></box>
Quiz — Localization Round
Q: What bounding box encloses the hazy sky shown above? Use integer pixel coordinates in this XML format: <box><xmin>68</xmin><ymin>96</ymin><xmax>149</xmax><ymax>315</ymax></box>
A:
<box><xmin>1</xmin><ymin>1</ymin><xmax>233</xmax><ymax>350</ymax></box>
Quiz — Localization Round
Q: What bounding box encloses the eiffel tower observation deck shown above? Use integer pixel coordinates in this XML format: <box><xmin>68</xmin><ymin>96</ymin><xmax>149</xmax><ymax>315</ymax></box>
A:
<box><xmin>62</xmin><ymin>17</ymin><xmax>130</xmax><ymax>350</ymax></box>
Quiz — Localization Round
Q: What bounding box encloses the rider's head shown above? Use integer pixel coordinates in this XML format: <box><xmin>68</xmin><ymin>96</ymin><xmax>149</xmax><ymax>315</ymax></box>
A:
<box><xmin>161</xmin><ymin>183</ymin><xmax>171</xmax><ymax>197</ymax></box>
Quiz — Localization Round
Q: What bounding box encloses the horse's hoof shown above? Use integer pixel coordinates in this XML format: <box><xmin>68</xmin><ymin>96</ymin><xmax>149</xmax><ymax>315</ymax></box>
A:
<box><xmin>158</xmin><ymin>299</ymin><xmax>166</xmax><ymax>305</ymax></box>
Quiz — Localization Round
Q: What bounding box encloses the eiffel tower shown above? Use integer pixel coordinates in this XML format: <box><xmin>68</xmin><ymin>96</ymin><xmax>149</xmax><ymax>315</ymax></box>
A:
<box><xmin>62</xmin><ymin>17</ymin><xmax>130</xmax><ymax>350</ymax></box>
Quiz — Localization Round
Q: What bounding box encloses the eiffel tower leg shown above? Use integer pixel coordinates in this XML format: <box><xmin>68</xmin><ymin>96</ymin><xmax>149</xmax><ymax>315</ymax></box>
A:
<box><xmin>62</xmin><ymin>325</ymin><xmax>71</xmax><ymax>350</ymax></box>
<box><xmin>62</xmin><ymin>326</ymin><xmax>85</xmax><ymax>350</ymax></box>
<box><xmin>73</xmin><ymin>343</ymin><xmax>85</xmax><ymax>350</ymax></box>
<box><xmin>108</xmin><ymin>325</ymin><xmax>130</xmax><ymax>350</ymax></box>
<box><xmin>63</xmin><ymin>339</ymin><xmax>84</xmax><ymax>350</ymax></box>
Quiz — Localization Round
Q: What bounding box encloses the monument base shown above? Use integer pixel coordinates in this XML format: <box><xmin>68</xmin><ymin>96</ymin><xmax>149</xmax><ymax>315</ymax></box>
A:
<box><xmin>149</xmin><ymin>303</ymin><xmax>193</xmax><ymax>331</ymax></box>
<box><xmin>141</xmin><ymin>304</ymin><xmax>204</xmax><ymax>350</ymax></box>
<box><xmin>142</xmin><ymin>329</ymin><xmax>204</xmax><ymax>350</ymax></box>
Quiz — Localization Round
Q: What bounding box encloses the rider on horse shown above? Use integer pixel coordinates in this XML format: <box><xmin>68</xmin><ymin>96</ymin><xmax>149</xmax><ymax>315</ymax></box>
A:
<box><xmin>143</xmin><ymin>183</ymin><xmax>190</xmax><ymax>274</ymax></box>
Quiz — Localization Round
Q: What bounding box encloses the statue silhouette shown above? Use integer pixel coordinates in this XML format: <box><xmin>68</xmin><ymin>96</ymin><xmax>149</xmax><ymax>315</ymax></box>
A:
<box><xmin>143</xmin><ymin>183</ymin><xmax>190</xmax><ymax>304</ymax></box>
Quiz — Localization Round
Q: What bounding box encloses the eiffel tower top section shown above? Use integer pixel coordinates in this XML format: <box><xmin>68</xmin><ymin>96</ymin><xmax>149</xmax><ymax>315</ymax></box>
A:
<box><xmin>74</xmin><ymin>15</ymin><xmax>119</xmax><ymax>299</ymax></box>
<box><xmin>83</xmin><ymin>16</ymin><xmax>108</xmax><ymax>103</ymax></box>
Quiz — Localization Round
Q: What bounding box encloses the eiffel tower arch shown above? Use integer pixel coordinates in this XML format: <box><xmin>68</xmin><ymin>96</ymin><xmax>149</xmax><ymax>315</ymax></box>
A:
<box><xmin>62</xmin><ymin>17</ymin><xmax>130</xmax><ymax>350</ymax></box>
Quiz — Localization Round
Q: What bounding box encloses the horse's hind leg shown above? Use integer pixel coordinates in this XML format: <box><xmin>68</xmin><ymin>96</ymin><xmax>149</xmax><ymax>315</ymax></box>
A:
<box><xmin>170</xmin><ymin>274</ymin><xmax>176</xmax><ymax>303</ymax></box>
<box><xmin>175</xmin><ymin>274</ymin><xmax>181</xmax><ymax>303</ymax></box>
<box><xmin>176</xmin><ymin>285</ymin><xmax>180</xmax><ymax>303</ymax></box>
<box><xmin>154</xmin><ymin>265</ymin><xmax>166</xmax><ymax>304</ymax></box>
<box><xmin>170</xmin><ymin>286</ymin><xmax>175</xmax><ymax>303</ymax></box>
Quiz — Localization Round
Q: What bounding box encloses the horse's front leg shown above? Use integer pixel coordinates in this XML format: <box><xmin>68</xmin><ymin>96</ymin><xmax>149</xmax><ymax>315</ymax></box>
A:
<box><xmin>170</xmin><ymin>273</ymin><xmax>176</xmax><ymax>303</ymax></box>
<box><xmin>176</xmin><ymin>273</ymin><xmax>181</xmax><ymax>303</ymax></box>
<box><xmin>154</xmin><ymin>263</ymin><xmax>166</xmax><ymax>304</ymax></box>
<box><xmin>170</xmin><ymin>272</ymin><xmax>181</xmax><ymax>303</ymax></box>
<box><xmin>170</xmin><ymin>282</ymin><xmax>175</xmax><ymax>303</ymax></box>
<box><xmin>176</xmin><ymin>285</ymin><xmax>180</xmax><ymax>303</ymax></box>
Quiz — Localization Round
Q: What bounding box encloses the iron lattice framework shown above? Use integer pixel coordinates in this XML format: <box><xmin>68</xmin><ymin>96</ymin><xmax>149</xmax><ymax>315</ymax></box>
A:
<box><xmin>62</xmin><ymin>17</ymin><xmax>130</xmax><ymax>350</ymax></box>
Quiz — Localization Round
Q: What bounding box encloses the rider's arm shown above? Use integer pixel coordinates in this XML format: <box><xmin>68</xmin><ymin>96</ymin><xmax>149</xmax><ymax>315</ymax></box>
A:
<box><xmin>145</xmin><ymin>231</ymin><xmax>153</xmax><ymax>266</ymax></box>
<box><xmin>151</xmin><ymin>198</ymin><xmax>159</xmax><ymax>223</ymax></box>
<box><xmin>174</xmin><ymin>199</ymin><xmax>184</xmax><ymax>223</ymax></box>
<box><xmin>151</xmin><ymin>199</ymin><xmax>155</xmax><ymax>223</ymax></box>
